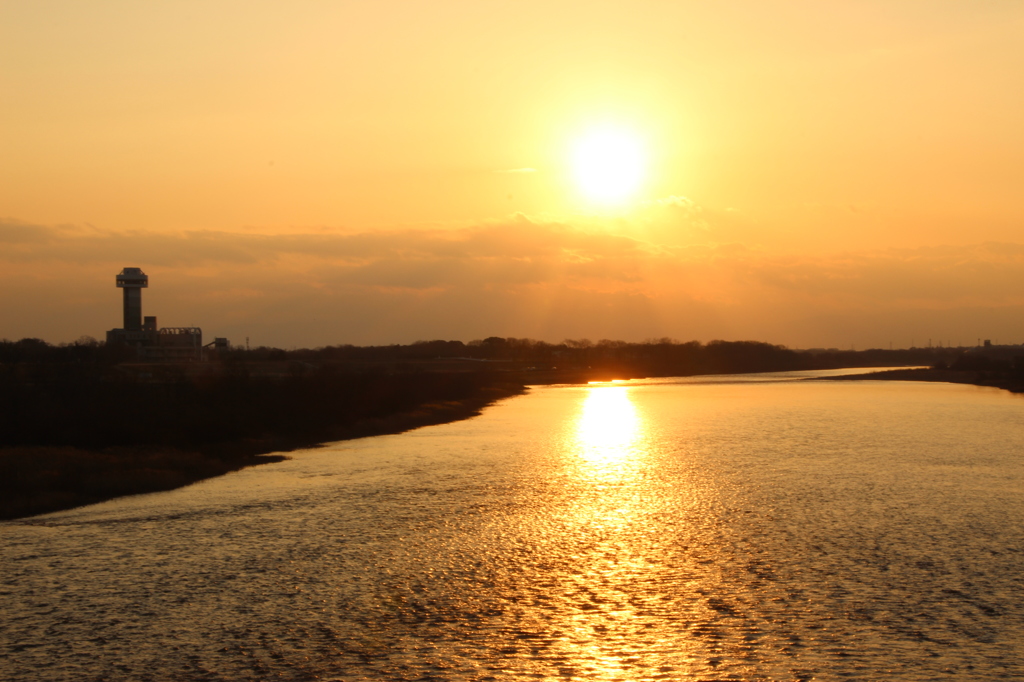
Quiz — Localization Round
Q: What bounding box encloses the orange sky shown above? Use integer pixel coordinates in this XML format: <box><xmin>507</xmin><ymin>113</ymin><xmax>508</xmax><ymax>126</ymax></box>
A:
<box><xmin>3</xmin><ymin>1</ymin><xmax>1024</xmax><ymax>349</ymax></box>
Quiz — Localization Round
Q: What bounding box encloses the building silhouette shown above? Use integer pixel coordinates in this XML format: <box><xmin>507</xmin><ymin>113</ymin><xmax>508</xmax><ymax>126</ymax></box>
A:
<box><xmin>105</xmin><ymin>267</ymin><xmax>221</xmax><ymax>361</ymax></box>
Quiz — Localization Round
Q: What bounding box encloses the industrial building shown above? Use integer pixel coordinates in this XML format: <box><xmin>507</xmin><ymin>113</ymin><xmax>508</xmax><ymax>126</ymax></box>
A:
<box><xmin>105</xmin><ymin>267</ymin><xmax>228</xmax><ymax>361</ymax></box>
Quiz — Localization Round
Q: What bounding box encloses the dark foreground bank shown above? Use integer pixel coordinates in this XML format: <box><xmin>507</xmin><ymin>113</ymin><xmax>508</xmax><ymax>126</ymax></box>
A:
<box><xmin>1</xmin><ymin>370</ymin><xmax>524</xmax><ymax>520</ymax></box>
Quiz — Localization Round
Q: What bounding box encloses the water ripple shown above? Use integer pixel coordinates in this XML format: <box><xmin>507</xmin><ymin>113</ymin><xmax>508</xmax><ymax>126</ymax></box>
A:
<box><xmin>3</xmin><ymin>376</ymin><xmax>1023</xmax><ymax>680</ymax></box>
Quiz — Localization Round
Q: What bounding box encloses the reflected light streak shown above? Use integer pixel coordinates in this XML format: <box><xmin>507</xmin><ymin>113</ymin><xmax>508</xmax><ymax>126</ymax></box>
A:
<box><xmin>561</xmin><ymin>384</ymin><xmax>666</xmax><ymax>679</ymax></box>
<box><xmin>575</xmin><ymin>385</ymin><xmax>642</xmax><ymax>470</ymax></box>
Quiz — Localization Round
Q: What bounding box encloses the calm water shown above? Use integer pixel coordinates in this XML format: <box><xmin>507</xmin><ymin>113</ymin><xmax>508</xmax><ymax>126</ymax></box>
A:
<box><xmin>3</xmin><ymin>370</ymin><xmax>1024</xmax><ymax>681</ymax></box>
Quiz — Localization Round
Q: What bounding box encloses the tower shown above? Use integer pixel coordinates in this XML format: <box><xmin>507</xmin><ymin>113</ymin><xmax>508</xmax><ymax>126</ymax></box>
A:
<box><xmin>106</xmin><ymin>267</ymin><xmax>207</xmax><ymax>361</ymax></box>
<box><xmin>116</xmin><ymin>267</ymin><xmax>148</xmax><ymax>330</ymax></box>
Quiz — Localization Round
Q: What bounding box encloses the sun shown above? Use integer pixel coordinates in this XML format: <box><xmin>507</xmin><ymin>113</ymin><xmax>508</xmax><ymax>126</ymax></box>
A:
<box><xmin>571</xmin><ymin>126</ymin><xmax>646</xmax><ymax>206</ymax></box>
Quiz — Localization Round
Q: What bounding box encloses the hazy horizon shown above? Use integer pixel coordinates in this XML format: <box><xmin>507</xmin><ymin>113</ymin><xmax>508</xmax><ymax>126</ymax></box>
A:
<box><xmin>4</xmin><ymin>2</ymin><xmax>1024</xmax><ymax>349</ymax></box>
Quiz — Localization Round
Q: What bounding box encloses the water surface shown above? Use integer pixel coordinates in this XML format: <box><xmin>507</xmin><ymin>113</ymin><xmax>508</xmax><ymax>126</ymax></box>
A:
<box><xmin>3</xmin><ymin>371</ymin><xmax>1024</xmax><ymax>680</ymax></box>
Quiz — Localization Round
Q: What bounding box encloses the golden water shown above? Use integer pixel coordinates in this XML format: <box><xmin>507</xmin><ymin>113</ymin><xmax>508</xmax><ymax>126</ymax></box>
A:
<box><xmin>3</xmin><ymin>371</ymin><xmax>1024</xmax><ymax>680</ymax></box>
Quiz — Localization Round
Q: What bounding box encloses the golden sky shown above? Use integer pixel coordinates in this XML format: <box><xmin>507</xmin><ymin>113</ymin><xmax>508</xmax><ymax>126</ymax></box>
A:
<box><xmin>3</xmin><ymin>1</ymin><xmax>1024</xmax><ymax>348</ymax></box>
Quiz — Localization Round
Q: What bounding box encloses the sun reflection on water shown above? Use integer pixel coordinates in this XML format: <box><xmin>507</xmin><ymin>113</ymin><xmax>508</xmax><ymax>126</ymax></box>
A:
<box><xmin>575</xmin><ymin>384</ymin><xmax>642</xmax><ymax>467</ymax></box>
<box><xmin>559</xmin><ymin>383</ymin><xmax>675</xmax><ymax>679</ymax></box>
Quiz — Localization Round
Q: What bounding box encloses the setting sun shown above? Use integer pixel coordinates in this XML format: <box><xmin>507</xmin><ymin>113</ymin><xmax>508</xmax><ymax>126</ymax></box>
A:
<box><xmin>571</xmin><ymin>127</ymin><xmax>646</xmax><ymax>205</ymax></box>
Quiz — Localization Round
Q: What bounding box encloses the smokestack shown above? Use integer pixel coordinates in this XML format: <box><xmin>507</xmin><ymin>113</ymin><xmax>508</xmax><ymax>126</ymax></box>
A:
<box><xmin>116</xmin><ymin>267</ymin><xmax>148</xmax><ymax>331</ymax></box>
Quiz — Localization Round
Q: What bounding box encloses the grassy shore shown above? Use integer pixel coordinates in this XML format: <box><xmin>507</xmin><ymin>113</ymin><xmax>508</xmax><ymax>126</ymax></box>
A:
<box><xmin>1</xmin><ymin>378</ymin><xmax>525</xmax><ymax>521</ymax></box>
<box><xmin>0</xmin><ymin>447</ymin><xmax>288</xmax><ymax>521</ymax></box>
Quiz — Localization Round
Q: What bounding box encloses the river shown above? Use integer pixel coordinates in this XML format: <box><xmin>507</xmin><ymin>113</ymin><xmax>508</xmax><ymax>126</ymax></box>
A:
<box><xmin>3</xmin><ymin>370</ymin><xmax>1023</xmax><ymax>681</ymax></box>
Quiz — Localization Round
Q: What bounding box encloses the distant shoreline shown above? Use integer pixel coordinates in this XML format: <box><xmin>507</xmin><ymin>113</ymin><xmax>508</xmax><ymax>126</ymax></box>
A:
<box><xmin>821</xmin><ymin>367</ymin><xmax>1024</xmax><ymax>394</ymax></box>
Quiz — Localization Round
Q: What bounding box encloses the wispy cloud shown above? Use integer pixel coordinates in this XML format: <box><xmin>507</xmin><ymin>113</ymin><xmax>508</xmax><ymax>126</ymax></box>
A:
<box><xmin>3</xmin><ymin>207</ymin><xmax>1024</xmax><ymax>348</ymax></box>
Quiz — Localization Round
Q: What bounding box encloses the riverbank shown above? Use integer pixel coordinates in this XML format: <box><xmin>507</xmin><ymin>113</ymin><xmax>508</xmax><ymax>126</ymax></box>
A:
<box><xmin>1</xmin><ymin>337</ymin><xmax>950</xmax><ymax>522</ymax></box>
<box><xmin>823</xmin><ymin>367</ymin><xmax>1024</xmax><ymax>394</ymax></box>
<box><xmin>1</xmin><ymin>377</ymin><xmax>525</xmax><ymax>521</ymax></box>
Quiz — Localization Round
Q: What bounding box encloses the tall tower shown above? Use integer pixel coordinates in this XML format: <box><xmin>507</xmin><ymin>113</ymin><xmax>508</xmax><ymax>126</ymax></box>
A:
<box><xmin>116</xmin><ymin>267</ymin><xmax>148</xmax><ymax>331</ymax></box>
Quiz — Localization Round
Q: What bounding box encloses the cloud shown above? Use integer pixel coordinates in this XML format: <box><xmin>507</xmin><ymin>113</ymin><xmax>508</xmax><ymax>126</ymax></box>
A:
<box><xmin>493</xmin><ymin>168</ymin><xmax>537</xmax><ymax>174</ymax></box>
<box><xmin>3</xmin><ymin>211</ymin><xmax>1024</xmax><ymax>348</ymax></box>
<box><xmin>0</xmin><ymin>218</ymin><xmax>57</xmax><ymax>244</ymax></box>
<box><xmin>747</xmin><ymin>244</ymin><xmax>1024</xmax><ymax>308</ymax></box>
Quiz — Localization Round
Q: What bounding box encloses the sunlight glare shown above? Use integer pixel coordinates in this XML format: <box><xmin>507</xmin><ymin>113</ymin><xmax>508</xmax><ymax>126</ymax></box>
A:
<box><xmin>576</xmin><ymin>385</ymin><xmax>641</xmax><ymax>463</ymax></box>
<box><xmin>571</xmin><ymin>127</ymin><xmax>646</xmax><ymax>206</ymax></box>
